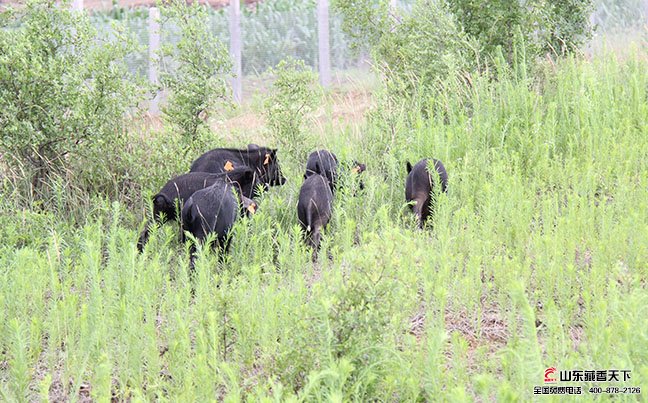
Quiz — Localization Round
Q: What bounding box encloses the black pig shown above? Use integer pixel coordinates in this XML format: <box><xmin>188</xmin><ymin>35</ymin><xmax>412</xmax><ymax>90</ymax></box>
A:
<box><xmin>297</xmin><ymin>173</ymin><xmax>333</xmax><ymax>260</ymax></box>
<box><xmin>137</xmin><ymin>168</ymin><xmax>255</xmax><ymax>252</ymax></box>
<box><xmin>190</xmin><ymin>145</ymin><xmax>286</xmax><ymax>196</ymax></box>
<box><xmin>405</xmin><ymin>158</ymin><xmax>448</xmax><ymax>228</ymax></box>
<box><xmin>181</xmin><ymin>180</ymin><xmax>256</xmax><ymax>265</ymax></box>
<box><xmin>305</xmin><ymin>149</ymin><xmax>366</xmax><ymax>193</ymax></box>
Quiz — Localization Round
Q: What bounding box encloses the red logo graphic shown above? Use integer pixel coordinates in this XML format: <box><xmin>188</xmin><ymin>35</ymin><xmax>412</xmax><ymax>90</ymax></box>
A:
<box><xmin>545</xmin><ymin>367</ymin><xmax>557</xmax><ymax>383</ymax></box>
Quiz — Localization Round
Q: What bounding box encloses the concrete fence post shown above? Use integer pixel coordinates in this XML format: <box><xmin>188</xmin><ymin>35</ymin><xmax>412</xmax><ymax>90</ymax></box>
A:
<box><xmin>149</xmin><ymin>7</ymin><xmax>161</xmax><ymax>114</ymax></box>
<box><xmin>317</xmin><ymin>0</ymin><xmax>331</xmax><ymax>87</ymax></box>
<box><xmin>229</xmin><ymin>0</ymin><xmax>243</xmax><ymax>104</ymax></box>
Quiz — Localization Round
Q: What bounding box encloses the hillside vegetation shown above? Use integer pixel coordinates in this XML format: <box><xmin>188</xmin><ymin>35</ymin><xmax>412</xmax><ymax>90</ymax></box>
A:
<box><xmin>1</xmin><ymin>0</ymin><xmax>647</xmax><ymax>401</ymax></box>
<box><xmin>1</xmin><ymin>51</ymin><xmax>647</xmax><ymax>400</ymax></box>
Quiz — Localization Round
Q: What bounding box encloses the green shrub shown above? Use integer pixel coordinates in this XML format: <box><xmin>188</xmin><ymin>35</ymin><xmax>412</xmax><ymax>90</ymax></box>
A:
<box><xmin>382</xmin><ymin>0</ymin><xmax>471</xmax><ymax>94</ymax></box>
<box><xmin>333</xmin><ymin>0</ymin><xmax>593</xmax><ymax>103</ymax></box>
<box><xmin>159</xmin><ymin>0</ymin><xmax>232</xmax><ymax>142</ymax></box>
<box><xmin>446</xmin><ymin>0</ymin><xmax>545</xmax><ymax>61</ymax></box>
<box><xmin>0</xmin><ymin>0</ymin><xmax>144</xmax><ymax>193</ymax></box>
<box><xmin>72</xmin><ymin>123</ymin><xmax>193</xmax><ymax>214</ymax></box>
<box><xmin>541</xmin><ymin>0</ymin><xmax>594</xmax><ymax>55</ymax></box>
<box><xmin>335</xmin><ymin>0</ymin><xmax>470</xmax><ymax>94</ymax></box>
<box><xmin>264</xmin><ymin>58</ymin><xmax>320</xmax><ymax>162</ymax></box>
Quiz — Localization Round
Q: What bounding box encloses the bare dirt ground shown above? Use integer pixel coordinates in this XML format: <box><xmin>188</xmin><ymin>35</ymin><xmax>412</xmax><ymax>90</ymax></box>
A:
<box><xmin>137</xmin><ymin>68</ymin><xmax>376</xmax><ymax>145</ymax></box>
<box><xmin>215</xmin><ymin>71</ymin><xmax>375</xmax><ymax>143</ymax></box>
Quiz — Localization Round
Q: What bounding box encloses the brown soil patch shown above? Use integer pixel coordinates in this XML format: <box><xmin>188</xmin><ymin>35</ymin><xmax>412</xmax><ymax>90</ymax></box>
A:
<box><xmin>444</xmin><ymin>306</ymin><xmax>509</xmax><ymax>353</ymax></box>
<box><xmin>210</xmin><ymin>72</ymin><xmax>374</xmax><ymax>143</ymax></box>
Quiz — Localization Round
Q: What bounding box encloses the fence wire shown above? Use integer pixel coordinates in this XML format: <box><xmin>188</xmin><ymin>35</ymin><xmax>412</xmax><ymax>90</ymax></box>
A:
<box><xmin>89</xmin><ymin>2</ymin><xmax>360</xmax><ymax>82</ymax></box>
<box><xmin>84</xmin><ymin>0</ymin><xmax>647</xmax><ymax>107</ymax></box>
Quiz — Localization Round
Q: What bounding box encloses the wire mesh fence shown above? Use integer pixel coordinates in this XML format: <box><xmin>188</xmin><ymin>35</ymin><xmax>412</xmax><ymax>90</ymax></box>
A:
<box><xmin>88</xmin><ymin>0</ymin><xmax>363</xmax><ymax>106</ymax></box>
<box><xmin>82</xmin><ymin>0</ymin><xmax>647</xmax><ymax>110</ymax></box>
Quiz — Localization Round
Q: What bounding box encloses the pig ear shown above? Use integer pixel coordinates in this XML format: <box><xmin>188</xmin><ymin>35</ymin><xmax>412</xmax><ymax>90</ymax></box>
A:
<box><xmin>314</xmin><ymin>161</ymin><xmax>321</xmax><ymax>174</ymax></box>
<box><xmin>153</xmin><ymin>194</ymin><xmax>169</xmax><ymax>210</ymax></box>
<box><xmin>264</xmin><ymin>150</ymin><xmax>277</xmax><ymax>166</ymax></box>
<box><xmin>406</xmin><ymin>161</ymin><xmax>413</xmax><ymax>173</ymax></box>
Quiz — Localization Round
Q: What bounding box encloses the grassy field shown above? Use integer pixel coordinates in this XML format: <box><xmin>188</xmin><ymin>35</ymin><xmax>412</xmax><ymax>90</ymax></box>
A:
<box><xmin>1</xmin><ymin>50</ymin><xmax>647</xmax><ymax>401</ymax></box>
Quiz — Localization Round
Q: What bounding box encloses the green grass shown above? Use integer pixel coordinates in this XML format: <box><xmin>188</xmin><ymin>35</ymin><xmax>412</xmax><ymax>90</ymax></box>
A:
<box><xmin>1</xmin><ymin>52</ymin><xmax>647</xmax><ymax>401</ymax></box>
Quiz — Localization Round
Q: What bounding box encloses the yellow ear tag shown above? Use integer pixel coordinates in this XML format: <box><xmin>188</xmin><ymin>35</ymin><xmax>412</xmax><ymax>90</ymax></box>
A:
<box><xmin>247</xmin><ymin>203</ymin><xmax>257</xmax><ymax>214</ymax></box>
<box><xmin>263</xmin><ymin>153</ymin><xmax>271</xmax><ymax>166</ymax></box>
<box><xmin>224</xmin><ymin>161</ymin><xmax>234</xmax><ymax>171</ymax></box>
<box><xmin>352</xmin><ymin>166</ymin><xmax>361</xmax><ymax>174</ymax></box>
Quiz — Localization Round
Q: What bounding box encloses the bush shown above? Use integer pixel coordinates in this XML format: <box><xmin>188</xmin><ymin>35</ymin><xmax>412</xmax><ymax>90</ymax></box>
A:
<box><xmin>447</xmin><ymin>0</ymin><xmax>593</xmax><ymax>58</ymax></box>
<box><xmin>0</xmin><ymin>0</ymin><xmax>144</xmax><ymax>193</ymax></box>
<box><xmin>381</xmin><ymin>0</ymin><xmax>471</xmax><ymax>95</ymax></box>
<box><xmin>333</xmin><ymin>0</ymin><xmax>593</xmax><ymax>100</ymax></box>
<box><xmin>264</xmin><ymin>58</ymin><xmax>320</xmax><ymax>162</ymax></box>
<box><xmin>541</xmin><ymin>0</ymin><xmax>594</xmax><ymax>55</ymax></box>
<box><xmin>333</xmin><ymin>0</ymin><xmax>471</xmax><ymax>102</ymax></box>
<box><xmin>446</xmin><ymin>0</ymin><xmax>533</xmax><ymax>61</ymax></box>
<box><xmin>159</xmin><ymin>0</ymin><xmax>232</xmax><ymax>142</ymax></box>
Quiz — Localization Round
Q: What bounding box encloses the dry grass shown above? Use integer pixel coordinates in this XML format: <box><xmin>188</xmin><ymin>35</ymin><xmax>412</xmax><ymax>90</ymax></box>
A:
<box><xmin>126</xmin><ymin>69</ymin><xmax>375</xmax><ymax>146</ymax></box>
<box><xmin>209</xmin><ymin>69</ymin><xmax>376</xmax><ymax>145</ymax></box>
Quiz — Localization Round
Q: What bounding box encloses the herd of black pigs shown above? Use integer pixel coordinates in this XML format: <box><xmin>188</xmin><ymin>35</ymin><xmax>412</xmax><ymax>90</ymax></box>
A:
<box><xmin>137</xmin><ymin>144</ymin><xmax>448</xmax><ymax>263</ymax></box>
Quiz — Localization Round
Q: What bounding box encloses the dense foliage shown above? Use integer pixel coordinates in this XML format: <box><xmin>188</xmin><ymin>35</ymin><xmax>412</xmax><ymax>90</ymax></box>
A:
<box><xmin>0</xmin><ymin>0</ymin><xmax>143</xmax><ymax>190</ymax></box>
<box><xmin>0</xmin><ymin>0</ymin><xmax>646</xmax><ymax>400</ymax></box>
<box><xmin>159</xmin><ymin>0</ymin><xmax>232</xmax><ymax>141</ymax></box>
<box><xmin>264</xmin><ymin>58</ymin><xmax>320</xmax><ymax>162</ymax></box>
<box><xmin>333</xmin><ymin>0</ymin><xmax>594</xmax><ymax>101</ymax></box>
<box><xmin>447</xmin><ymin>0</ymin><xmax>593</xmax><ymax>58</ymax></box>
<box><xmin>1</xmin><ymin>50</ymin><xmax>647</xmax><ymax>400</ymax></box>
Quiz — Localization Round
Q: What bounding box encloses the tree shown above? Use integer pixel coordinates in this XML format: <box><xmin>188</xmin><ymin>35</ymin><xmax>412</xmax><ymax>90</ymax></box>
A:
<box><xmin>159</xmin><ymin>0</ymin><xmax>232</xmax><ymax>141</ymax></box>
<box><xmin>0</xmin><ymin>0</ymin><xmax>144</xmax><ymax>191</ymax></box>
